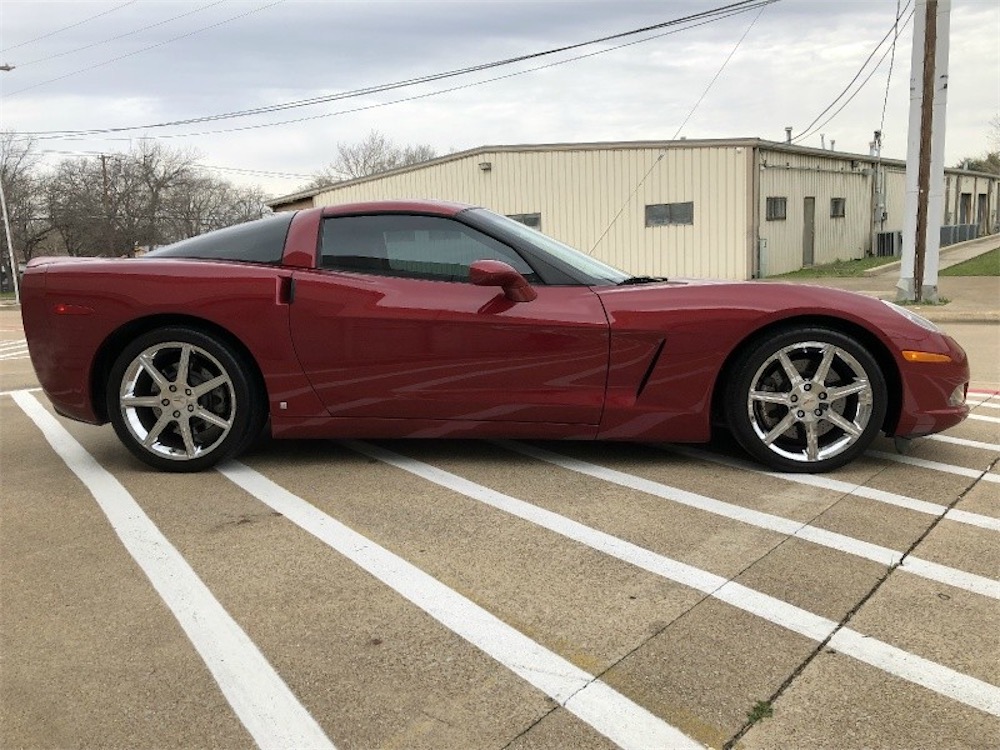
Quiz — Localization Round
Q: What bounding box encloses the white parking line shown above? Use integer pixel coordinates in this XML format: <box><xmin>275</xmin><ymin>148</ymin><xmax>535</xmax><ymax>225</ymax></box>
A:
<box><xmin>0</xmin><ymin>338</ymin><xmax>26</xmax><ymax>350</ymax></box>
<box><xmin>501</xmin><ymin>441</ymin><xmax>999</xmax><ymax>599</ymax></box>
<box><xmin>0</xmin><ymin>386</ymin><xmax>41</xmax><ymax>398</ymax></box>
<box><xmin>218</xmin><ymin>461</ymin><xmax>703</xmax><ymax>750</ymax></box>
<box><xmin>348</xmin><ymin>440</ymin><xmax>1000</xmax><ymax>719</ymax></box>
<box><xmin>672</xmin><ymin>446</ymin><xmax>1000</xmax><ymax>533</ymax></box>
<box><xmin>968</xmin><ymin>413</ymin><xmax>1000</xmax><ymax>425</ymax></box>
<box><xmin>11</xmin><ymin>392</ymin><xmax>335</xmax><ymax>750</ymax></box>
<box><xmin>970</xmin><ymin>400</ymin><xmax>1000</xmax><ymax>410</ymax></box>
<box><xmin>868</xmin><ymin>450</ymin><xmax>1000</xmax><ymax>484</ymax></box>
<box><xmin>926</xmin><ymin>434</ymin><xmax>1000</xmax><ymax>453</ymax></box>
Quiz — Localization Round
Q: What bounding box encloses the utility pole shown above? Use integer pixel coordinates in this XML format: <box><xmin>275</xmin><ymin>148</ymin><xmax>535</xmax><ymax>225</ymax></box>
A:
<box><xmin>897</xmin><ymin>0</ymin><xmax>951</xmax><ymax>303</ymax></box>
<box><xmin>100</xmin><ymin>154</ymin><xmax>113</xmax><ymax>255</ymax></box>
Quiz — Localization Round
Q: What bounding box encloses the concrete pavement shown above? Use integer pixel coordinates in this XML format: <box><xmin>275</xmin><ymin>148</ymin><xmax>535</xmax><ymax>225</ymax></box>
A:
<box><xmin>2</xmin><ymin>301</ymin><xmax>998</xmax><ymax>749</ymax></box>
<box><xmin>789</xmin><ymin>234</ymin><xmax>1000</xmax><ymax>324</ymax></box>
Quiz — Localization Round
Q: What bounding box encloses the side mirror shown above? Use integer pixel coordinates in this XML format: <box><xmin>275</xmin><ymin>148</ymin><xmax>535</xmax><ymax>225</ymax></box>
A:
<box><xmin>468</xmin><ymin>260</ymin><xmax>537</xmax><ymax>302</ymax></box>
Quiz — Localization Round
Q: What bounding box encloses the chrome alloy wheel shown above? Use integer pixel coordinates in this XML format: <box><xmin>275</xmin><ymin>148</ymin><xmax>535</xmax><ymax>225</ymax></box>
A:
<box><xmin>746</xmin><ymin>340</ymin><xmax>874</xmax><ymax>464</ymax></box>
<box><xmin>119</xmin><ymin>341</ymin><xmax>236</xmax><ymax>462</ymax></box>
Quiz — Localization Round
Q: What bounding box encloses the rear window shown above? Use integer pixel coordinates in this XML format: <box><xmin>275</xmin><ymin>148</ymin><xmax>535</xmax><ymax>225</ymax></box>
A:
<box><xmin>147</xmin><ymin>213</ymin><xmax>294</xmax><ymax>264</ymax></box>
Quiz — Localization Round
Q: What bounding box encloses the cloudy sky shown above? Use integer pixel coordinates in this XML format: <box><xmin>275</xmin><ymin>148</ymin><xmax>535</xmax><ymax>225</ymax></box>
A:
<box><xmin>1</xmin><ymin>0</ymin><xmax>997</xmax><ymax>197</ymax></box>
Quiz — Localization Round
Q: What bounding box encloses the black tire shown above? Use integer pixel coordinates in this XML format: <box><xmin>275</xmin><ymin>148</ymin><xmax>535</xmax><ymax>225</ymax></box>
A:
<box><xmin>106</xmin><ymin>327</ymin><xmax>264</xmax><ymax>472</ymax></box>
<box><xmin>725</xmin><ymin>326</ymin><xmax>887</xmax><ymax>473</ymax></box>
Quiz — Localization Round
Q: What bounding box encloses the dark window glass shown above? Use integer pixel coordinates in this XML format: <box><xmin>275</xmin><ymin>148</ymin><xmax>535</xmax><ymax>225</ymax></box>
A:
<box><xmin>507</xmin><ymin>213</ymin><xmax>542</xmax><ymax>230</ymax></box>
<box><xmin>645</xmin><ymin>202</ymin><xmax>694</xmax><ymax>227</ymax></box>
<box><xmin>320</xmin><ymin>214</ymin><xmax>539</xmax><ymax>283</ymax></box>
<box><xmin>830</xmin><ymin>198</ymin><xmax>846</xmax><ymax>218</ymax></box>
<box><xmin>147</xmin><ymin>213</ymin><xmax>292</xmax><ymax>263</ymax></box>
<box><xmin>766</xmin><ymin>197</ymin><xmax>787</xmax><ymax>221</ymax></box>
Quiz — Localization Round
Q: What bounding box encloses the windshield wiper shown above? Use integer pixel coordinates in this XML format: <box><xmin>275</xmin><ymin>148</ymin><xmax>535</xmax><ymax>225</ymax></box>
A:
<box><xmin>618</xmin><ymin>275</ymin><xmax>668</xmax><ymax>286</ymax></box>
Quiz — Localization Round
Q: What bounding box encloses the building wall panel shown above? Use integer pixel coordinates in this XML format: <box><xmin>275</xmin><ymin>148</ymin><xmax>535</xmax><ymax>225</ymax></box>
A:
<box><xmin>758</xmin><ymin>149</ymin><xmax>874</xmax><ymax>275</ymax></box>
<box><xmin>302</xmin><ymin>140</ymin><xmax>999</xmax><ymax>281</ymax></box>
<box><xmin>313</xmin><ymin>145</ymin><xmax>752</xmax><ymax>279</ymax></box>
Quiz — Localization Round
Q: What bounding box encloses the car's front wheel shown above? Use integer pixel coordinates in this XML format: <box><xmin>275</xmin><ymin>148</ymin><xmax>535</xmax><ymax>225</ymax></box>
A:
<box><xmin>107</xmin><ymin>327</ymin><xmax>262</xmax><ymax>472</ymax></box>
<box><xmin>725</xmin><ymin>327</ymin><xmax>887</xmax><ymax>473</ymax></box>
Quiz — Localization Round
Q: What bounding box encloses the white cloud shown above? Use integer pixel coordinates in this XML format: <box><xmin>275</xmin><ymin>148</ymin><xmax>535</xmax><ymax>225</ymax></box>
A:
<box><xmin>2</xmin><ymin>0</ymin><xmax>996</xmax><ymax>195</ymax></box>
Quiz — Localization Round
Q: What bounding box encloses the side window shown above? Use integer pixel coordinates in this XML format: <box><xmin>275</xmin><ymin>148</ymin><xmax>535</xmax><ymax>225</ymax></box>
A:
<box><xmin>645</xmin><ymin>202</ymin><xmax>694</xmax><ymax>227</ymax></box>
<box><xmin>766</xmin><ymin>197</ymin><xmax>787</xmax><ymax>221</ymax></box>
<box><xmin>320</xmin><ymin>214</ymin><xmax>539</xmax><ymax>283</ymax></box>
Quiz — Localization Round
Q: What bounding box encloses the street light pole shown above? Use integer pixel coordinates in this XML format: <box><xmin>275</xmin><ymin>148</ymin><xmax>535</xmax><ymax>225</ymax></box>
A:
<box><xmin>0</xmin><ymin>63</ymin><xmax>18</xmax><ymax>304</ymax></box>
<box><xmin>0</xmin><ymin>179</ymin><xmax>19</xmax><ymax>304</ymax></box>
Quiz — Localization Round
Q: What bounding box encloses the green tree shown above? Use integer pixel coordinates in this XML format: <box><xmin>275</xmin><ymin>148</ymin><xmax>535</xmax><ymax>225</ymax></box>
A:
<box><xmin>955</xmin><ymin>116</ymin><xmax>1000</xmax><ymax>175</ymax></box>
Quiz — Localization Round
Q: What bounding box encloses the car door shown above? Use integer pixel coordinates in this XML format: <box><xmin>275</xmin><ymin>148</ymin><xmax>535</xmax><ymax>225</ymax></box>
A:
<box><xmin>288</xmin><ymin>212</ymin><xmax>610</xmax><ymax>425</ymax></box>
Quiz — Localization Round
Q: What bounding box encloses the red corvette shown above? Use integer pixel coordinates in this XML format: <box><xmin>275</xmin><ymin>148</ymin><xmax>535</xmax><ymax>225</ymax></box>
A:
<box><xmin>21</xmin><ymin>199</ymin><xmax>969</xmax><ymax>473</ymax></box>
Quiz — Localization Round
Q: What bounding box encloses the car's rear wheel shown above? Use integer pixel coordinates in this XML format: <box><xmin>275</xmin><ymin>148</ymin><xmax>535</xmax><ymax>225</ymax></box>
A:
<box><xmin>725</xmin><ymin>327</ymin><xmax>887</xmax><ymax>473</ymax></box>
<box><xmin>107</xmin><ymin>327</ymin><xmax>262</xmax><ymax>472</ymax></box>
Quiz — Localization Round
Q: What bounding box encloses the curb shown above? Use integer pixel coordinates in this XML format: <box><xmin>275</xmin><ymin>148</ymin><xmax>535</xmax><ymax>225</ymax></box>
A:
<box><xmin>863</xmin><ymin>260</ymin><xmax>901</xmax><ymax>277</ymax></box>
<box><xmin>917</xmin><ymin>314</ymin><xmax>1000</xmax><ymax>324</ymax></box>
<box><xmin>862</xmin><ymin>236</ymin><xmax>999</xmax><ymax>277</ymax></box>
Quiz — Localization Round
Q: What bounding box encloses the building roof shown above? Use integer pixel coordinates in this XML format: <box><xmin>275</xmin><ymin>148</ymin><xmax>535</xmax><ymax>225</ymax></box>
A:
<box><xmin>268</xmin><ymin>137</ymin><xmax>1000</xmax><ymax>209</ymax></box>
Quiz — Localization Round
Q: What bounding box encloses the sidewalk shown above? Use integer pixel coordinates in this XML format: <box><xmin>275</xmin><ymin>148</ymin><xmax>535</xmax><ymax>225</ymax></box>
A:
<box><xmin>783</xmin><ymin>235</ymin><xmax>1000</xmax><ymax>323</ymax></box>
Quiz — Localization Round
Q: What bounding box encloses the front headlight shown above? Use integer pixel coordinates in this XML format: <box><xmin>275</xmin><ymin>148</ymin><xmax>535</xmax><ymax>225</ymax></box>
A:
<box><xmin>880</xmin><ymin>300</ymin><xmax>941</xmax><ymax>332</ymax></box>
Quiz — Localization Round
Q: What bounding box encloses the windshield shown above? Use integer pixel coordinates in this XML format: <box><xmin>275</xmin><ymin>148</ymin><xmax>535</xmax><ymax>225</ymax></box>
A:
<box><xmin>470</xmin><ymin>209</ymin><xmax>629</xmax><ymax>285</ymax></box>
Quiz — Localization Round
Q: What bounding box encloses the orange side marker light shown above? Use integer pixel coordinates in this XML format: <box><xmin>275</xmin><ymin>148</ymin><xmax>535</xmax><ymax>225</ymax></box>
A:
<box><xmin>901</xmin><ymin>350</ymin><xmax>952</xmax><ymax>363</ymax></box>
<box><xmin>53</xmin><ymin>303</ymin><xmax>95</xmax><ymax>315</ymax></box>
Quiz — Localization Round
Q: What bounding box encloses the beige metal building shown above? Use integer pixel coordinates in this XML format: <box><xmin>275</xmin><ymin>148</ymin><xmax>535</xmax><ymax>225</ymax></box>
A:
<box><xmin>269</xmin><ymin>138</ymin><xmax>999</xmax><ymax>280</ymax></box>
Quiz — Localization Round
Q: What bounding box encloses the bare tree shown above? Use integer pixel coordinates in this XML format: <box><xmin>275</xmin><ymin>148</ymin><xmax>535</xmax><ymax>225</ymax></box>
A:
<box><xmin>305</xmin><ymin>129</ymin><xmax>437</xmax><ymax>188</ymax></box>
<box><xmin>162</xmin><ymin>173</ymin><xmax>270</xmax><ymax>244</ymax></box>
<box><xmin>45</xmin><ymin>140</ymin><xmax>272</xmax><ymax>255</ymax></box>
<box><xmin>1</xmin><ymin>132</ymin><xmax>49</xmax><ymax>268</ymax></box>
<box><xmin>45</xmin><ymin>157</ymin><xmax>104</xmax><ymax>256</ymax></box>
<box><xmin>136</xmin><ymin>140</ymin><xmax>198</xmax><ymax>249</ymax></box>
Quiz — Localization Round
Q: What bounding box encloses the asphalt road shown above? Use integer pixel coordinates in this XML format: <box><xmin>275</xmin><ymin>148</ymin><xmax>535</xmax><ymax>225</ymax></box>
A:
<box><xmin>1</xmin><ymin>306</ymin><xmax>997</xmax><ymax>749</ymax></box>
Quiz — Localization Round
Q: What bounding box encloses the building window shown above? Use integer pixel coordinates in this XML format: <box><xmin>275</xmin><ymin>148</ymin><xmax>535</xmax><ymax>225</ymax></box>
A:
<box><xmin>507</xmin><ymin>213</ymin><xmax>542</xmax><ymax>230</ymax></box>
<box><xmin>766</xmin><ymin>197</ymin><xmax>787</xmax><ymax>221</ymax></box>
<box><xmin>830</xmin><ymin>198</ymin><xmax>846</xmax><ymax>218</ymax></box>
<box><xmin>645</xmin><ymin>202</ymin><xmax>694</xmax><ymax>227</ymax></box>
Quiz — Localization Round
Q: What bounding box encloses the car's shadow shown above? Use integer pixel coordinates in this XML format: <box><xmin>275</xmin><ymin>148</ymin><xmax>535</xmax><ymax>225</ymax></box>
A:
<box><xmin>240</xmin><ymin>430</ymin><xmax>752</xmax><ymax>469</ymax></box>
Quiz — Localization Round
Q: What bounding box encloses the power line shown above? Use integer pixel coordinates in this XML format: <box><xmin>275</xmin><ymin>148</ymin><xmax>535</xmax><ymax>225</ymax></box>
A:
<box><xmin>795</xmin><ymin>7</ymin><xmax>915</xmax><ymax>146</ymax></box>
<box><xmin>880</xmin><ymin>0</ymin><xmax>903</xmax><ymax>134</ymax></box>
<box><xmin>0</xmin><ymin>0</ymin><xmax>138</xmax><ymax>53</ymax></box>
<box><xmin>22</xmin><ymin>1</ymin><xmax>778</xmax><ymax>147</ymax></box>
<box><xmin>792</xmin><ymin>0</ymin><xmax>913</xmax><ymax>144</ymax></box>
<box><xmin>17</xmin><ymin>0</ymin><xmax>774</xmax><ymax>137</ymax></box>
<box><xmin>672</xmin><ymin>2</ymin><xmax>767</xmax><ymax>139</ymax></box>
<box><xmin>17</xmin><ymin>1</ymin><xmax>228</xmax><ymax>68</ymax></box>
<box><xmin>192</xmin><ymin>164</ymin><xmax>311</xmax><ymax>180</ymax></box>
<box><xmin>60</xmin><ymin>3</ymin><xmax>774</xmax><ymax>144</ymax></box>
<box><xmin>7</xmin><ymin>0</ymin><xmax>288</xmax><ymax>97</ymax></box>
<box><xmin>590</xmin><ymin>4</ymin><xmax>770</xmax><ymax>255</ymax></box>
<box><xmin>36</xmin><ymin>148</ymin><xmax>310</xmax><ymax>180</ymax></box>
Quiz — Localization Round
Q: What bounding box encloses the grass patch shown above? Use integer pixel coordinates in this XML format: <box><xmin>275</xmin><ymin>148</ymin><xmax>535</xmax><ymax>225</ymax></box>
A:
<box><xmin>0</xmin><ymin>291</ymin><xmax>15</xmax><ymax>302</ymax></box>
<box><xmin>746</xmin><ymin>700</ymin><xmax>774</xmax><ymax>725</ymax></box>
<box><xmin>772</xmin><ymin>255</ymin><xmax>892</xmax><ymax>278</ymax></box>
<box><xmin>898</xmin><ymin>296</ymin><xmax>950</xmax><ymax>307</ymax></box>
<box><xmin>940</xmin><ymin>247</ymin><xmax>1000</xmax><ymax>276</ymax></box>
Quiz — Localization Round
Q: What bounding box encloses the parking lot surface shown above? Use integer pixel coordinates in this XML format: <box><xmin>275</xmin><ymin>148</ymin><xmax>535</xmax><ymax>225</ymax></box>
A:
<box><xmin>1</xmin><ymin>305</ymin><xmax>997</xmax><ymax>749</ymax></box>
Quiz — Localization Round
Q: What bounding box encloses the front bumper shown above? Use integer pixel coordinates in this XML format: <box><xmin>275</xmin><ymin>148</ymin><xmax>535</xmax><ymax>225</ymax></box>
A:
<box><xmin>892</xmin><ymin>333</ymin><xmax>970</xmax><ymax>437</ymax></box>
